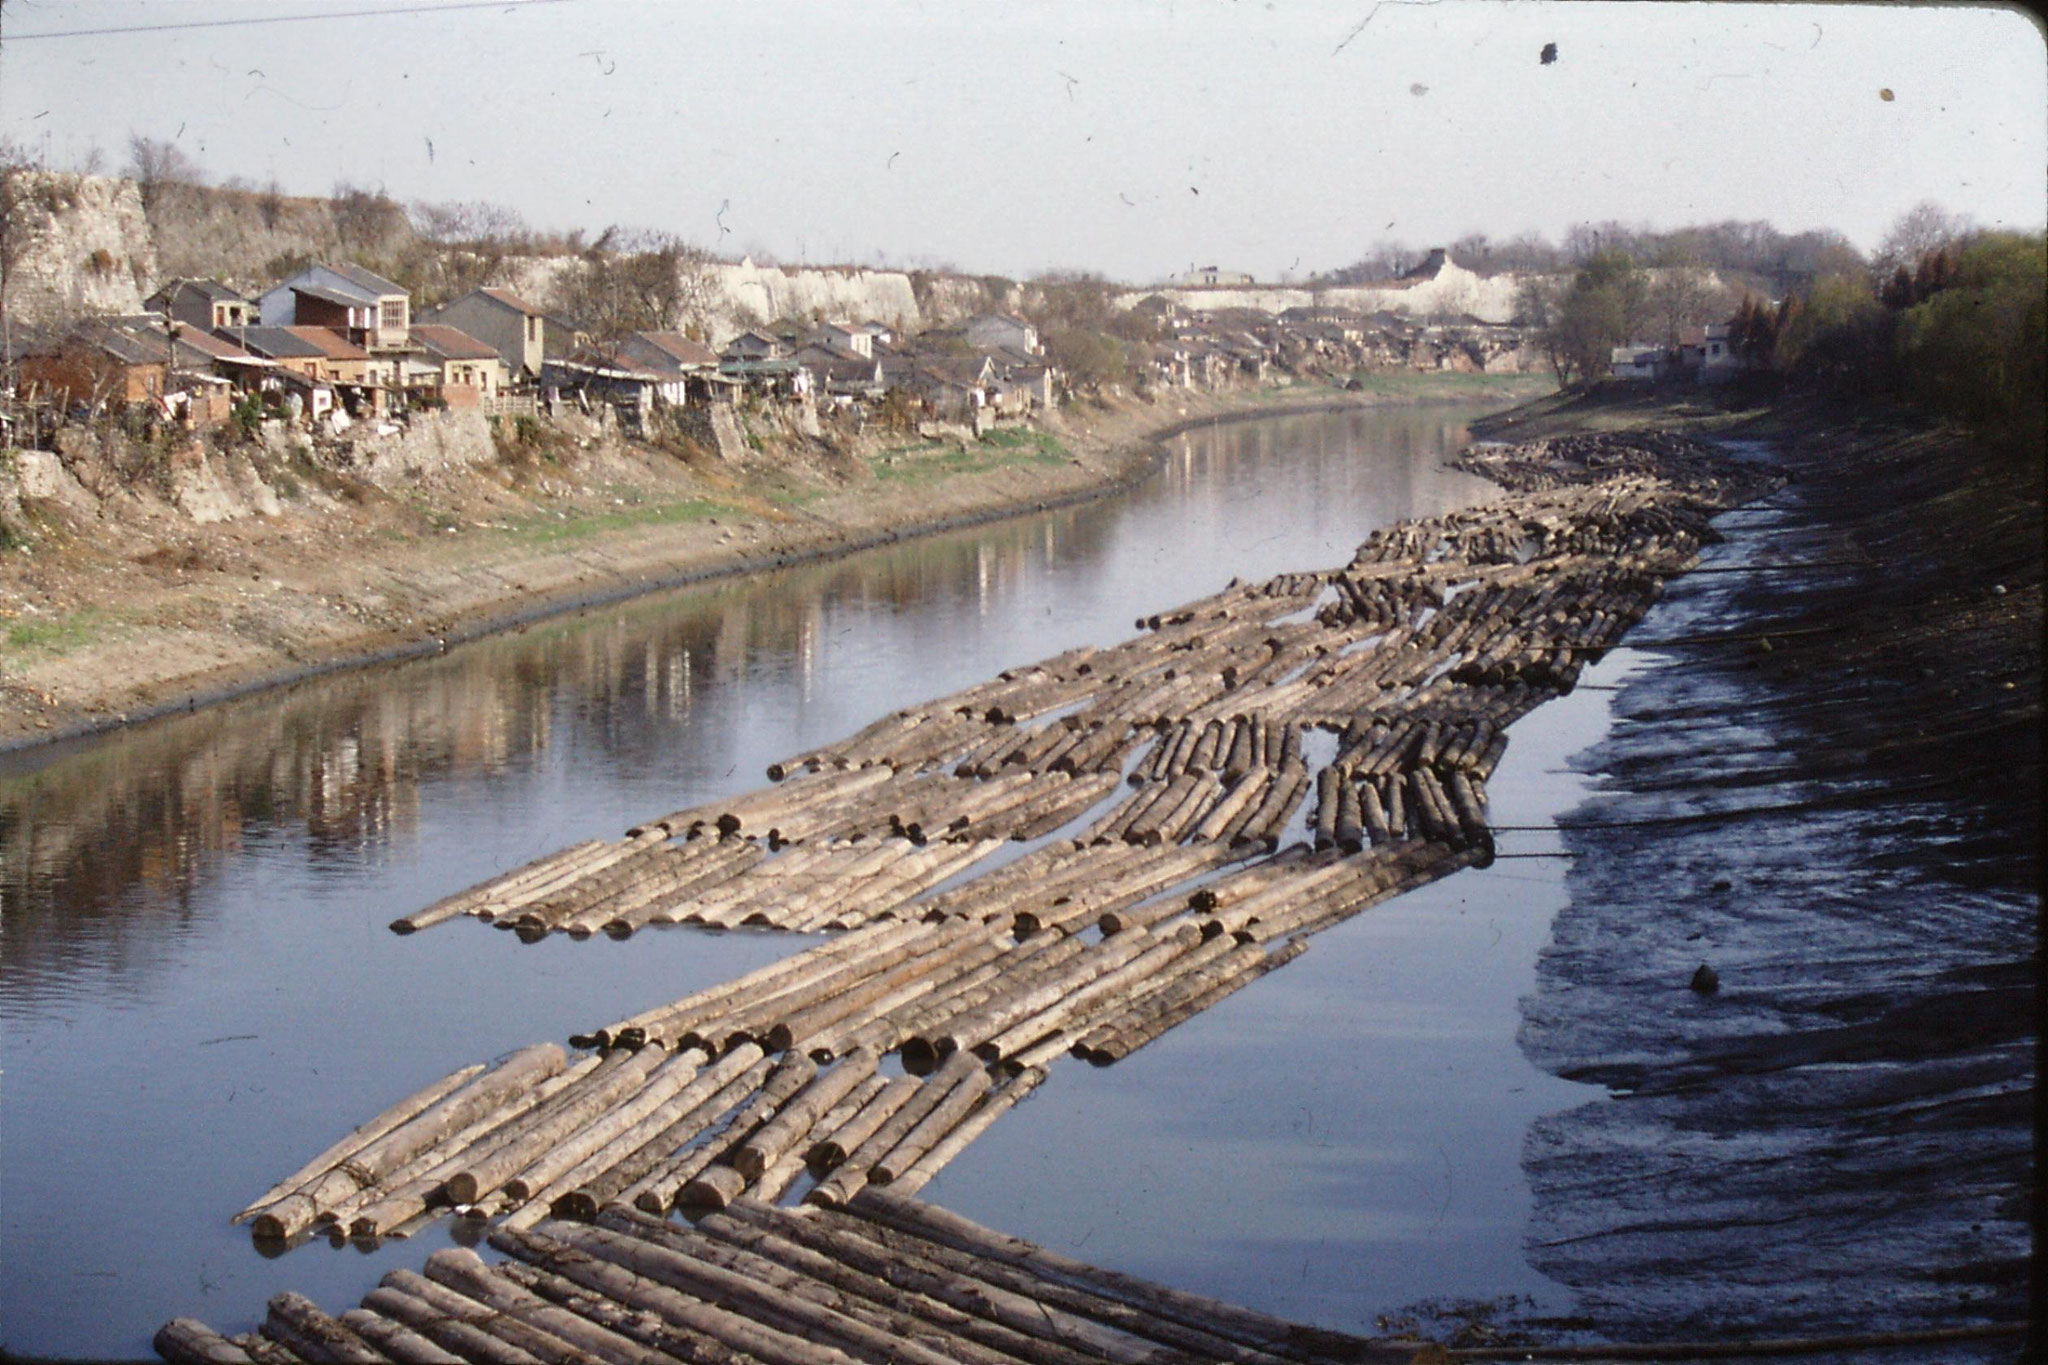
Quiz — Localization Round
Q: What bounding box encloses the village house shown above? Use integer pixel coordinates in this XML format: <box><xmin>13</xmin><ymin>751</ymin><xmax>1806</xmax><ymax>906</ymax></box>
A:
<box><xmin>237</xmin><ymin>325</ymin><xmax>395</xmax><ymax>416</ymax></box>
<box><xmin>408</xmin><ymin>324</ymin><xmax>508</xmax><ymax>407</ymax></box>
<box><xmin>810</xmin><ymin>322</ymin><xmax>874</xmax><ymax>359</ymax></box>
<box><xmin>145</xmin><ymin>278</ymin><xmax>255</xmax><ymax>332</ymax></box>
<box><xmin>616</xmin><ymin>331</ymin><xmax>736</xmax><ymax>404</ymax></box>
<box><xmin>12</xmin><ymin>317</ymin><xmax>253</xmax><ymax>422</ymax></box>
<box><xmin>963</xmin><ymin>313</ymin><xmax>1040</xmax><ymax>356</ymax></box>
<box><xmin>903</xmin><ymin>356</ymin><xmax>994</xmax><ymax>420</ymax></box>
<box><xmin>1609</xmin><ymin>344</ymin><xmax>1666</xmax><ymax>381</ymax></box>
<box><xmin>1697</xmin><ymin>322</ymin><xmax>1745</xmax><ymax>383</ymax></box>
<box><xmin>258</xmin><ymin>262</ymin><xmax>412</xmax><ymax>350</ymax></box>
<box><xmin>417</xmin><ymin>287</ymin><xmax>550</xmax><ymax>382</ymax></box>
<box><xmin>721</xmin><ymin>329</ymin><xmax>788</xmax><ymax>362</ymax></box>
<box><xmin>794</xmin><ymin>345</ymin><xmax>886</xmax><ymax>404</ymax></box>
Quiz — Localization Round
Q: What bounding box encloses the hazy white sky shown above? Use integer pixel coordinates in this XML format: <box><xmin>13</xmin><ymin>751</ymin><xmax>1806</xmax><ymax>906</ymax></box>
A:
<box><xmin>2</xmin><ymin>0</ymin><xmax>2042</xmax><ymax>281</ymax></box>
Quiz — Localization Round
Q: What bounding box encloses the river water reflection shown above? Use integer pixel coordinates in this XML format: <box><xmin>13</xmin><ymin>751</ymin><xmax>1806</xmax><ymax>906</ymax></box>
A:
<box><xmin>1</xmin><ymin>402</ymin><xmax>1595</xmax><ymax>1356</ymax></box>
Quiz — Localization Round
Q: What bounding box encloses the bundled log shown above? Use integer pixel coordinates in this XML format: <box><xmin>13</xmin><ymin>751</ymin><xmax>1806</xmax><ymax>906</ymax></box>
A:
<box><xmin>492</xmin><ymin>1222</ymin><xmax>864</xmax><ymax>1365</ymax></box>
<box><xmin>235</xmin><ymin>1063</ymin><xmax>486</xmax><ymax>1225</ymax></box>
<box><xmin>846</xmin><ymin>1188</ymin><xmax>1378</xmax><ymax>1363</ymax></box>
<box><xmin>250</xmin><ymin>1043</ymin><xmax>568</xmax><ymax>1241</ymax></box>
<box><xmin>885</xmin><ymin>1066</ymin><xmax>1049</xmax><ymax>1197</ymax></box>
<box><xmin>1081</xmin><ymin>938</ymin><xmax>1309</xmax><ymax>1064</ymax></box>
<box><xmin>730</xmin><ymin>1048</ymin><xmax>880</xmax><ymax>1180</ymax></box>
<box><xmin>261</xmin><ymin>1292</ymin><xmax>386</xmax><ymax>1365</ymax></box>
<box><xmin>617</xmin><ymin>1051</ymin><xmax>808</xmax><ymax>1213</ymax></box>
<box><xmin>807</xmin><ymin>1074</ymin><xmax>922</xmax><ymax>1172</ymax></box>
<box><xmin>541</xmin><ymin>1046</ymin><xmax>770</xmax><ymax>1224</ymax></box>
<box><xmin>155</xmin><ymin>1321</ymin><xmax>259</xmax><ymax>1365</ymax></box>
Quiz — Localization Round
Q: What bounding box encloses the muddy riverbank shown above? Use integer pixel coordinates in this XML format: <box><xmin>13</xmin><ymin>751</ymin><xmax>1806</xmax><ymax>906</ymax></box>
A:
<box><xmin>0</xmin><ymin>375</ymin><xmax>1550</xmax><ymax>751</ymax></box>
<box><xmin>1492</xmin><ymin>395</ymin><xmax>2039</xmax><ymax>1353</ymax></box>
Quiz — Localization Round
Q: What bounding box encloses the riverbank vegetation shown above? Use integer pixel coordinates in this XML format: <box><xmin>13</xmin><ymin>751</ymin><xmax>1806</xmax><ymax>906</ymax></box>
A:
<box><xmin>1513</xmin><ymin>201</ymin><xmax>2045</xmax><ymax>456</ymax></box>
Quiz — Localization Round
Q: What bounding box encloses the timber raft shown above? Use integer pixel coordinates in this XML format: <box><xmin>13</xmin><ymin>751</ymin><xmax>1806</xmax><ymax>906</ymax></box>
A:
<box><xmin>174</xmin><ymin>431</ymin><xmax>1783</xmax><ymax>1360</ymax></box>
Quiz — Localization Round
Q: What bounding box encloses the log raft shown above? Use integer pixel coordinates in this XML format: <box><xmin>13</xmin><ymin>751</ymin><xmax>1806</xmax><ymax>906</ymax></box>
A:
<box><xmin>235</xmin><ymin>431</ymin><xmax>1772</xmax><ymax>1260</ymax></box>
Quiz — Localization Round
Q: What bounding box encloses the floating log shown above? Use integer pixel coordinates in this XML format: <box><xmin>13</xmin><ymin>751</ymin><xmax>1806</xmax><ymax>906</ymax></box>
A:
<box><xmin>390</xmin><ymin>841</ymin><xmax>607</xmax><ymax>934</ymax></box>
<box><xmin>499</xmin><ymin>1046</ymin><xmax>712</xmax><ymax>1206</ymax></box>
<box><xmin>868</xmin><ymin>1062</ymin><xmax>994</xmax><ymax>1185</ymax></box>
<box><xmin>808</xmin><ymin>1074</ymin><xmax>921</xmax><ymax>1172</ymax></box>
<box><xmin>261</xmin><ymin>1292</ymin><xmax>386</xmax><ymax>1365</ymax></box>
<box><xmin>574</xmin><ymin>1212</ymin><xmax>966</xmax><ymax>1365</ymax></box>
<box><xmin>442</xmin><ymin>1046</ymin><xmax>670</xmax><ymax>1207</ymax></box>
<box><xmin>731</xmin><ymin>1048</ymin><xmax>881</xmax><ymax>1179</ymax></box>
<box><xmin>539</xmin><ymin>1048</ymin><xmax>771</xmax><ymax>1225</ymax></box>
<box><xmin>885</xmin><ymin>1066</ymin><xmax>1048</xmax><ymax>1197</ymax></box>
<box><xmin>334</xmin><ymin>1311</ymin><xmax>464</xmax><ymax>1365</ymax></box>
<box><xmin>494</xmin><ymin>1222</ymin><xmax>859</xmax><ymax>1365</ymax></box>
<box><xmin>235</xmin><ymin>1063</ymin><xmax>486</xmax><ymax>1225</ymax></box>
<box><xmin>155</xmin><ymin>1320</ymin><xmax>259</xmax><ymax>1365</ymax></box>
<box><xmin>608</xmin><ymin>1053</ymin><xmax>782</xmax><ymax>1215</ymax></box>
<box><xmin>694</xmin><ymin>1207</ymin><xmax>1101</xmax><ymax>1365</ymax></box>
<box><xmin>487</xmin><ymin>1242</ymin><xmax>772</xmax><ymax>1365</ymax></box>
<box><xmin>846</xmin><ymin>1187</ymin><xmax>1376</xmax><ymax>1364</ymax></box>
<box><xmin>715</xmin><ymin>1199</ymin><xmax>1181</xmax><ymax>1365</ymax></box>
<box><xmin>1085</xmin><ymin>939</ymin><xmax>1309</xmax><ymax>1064</ymax></box>
<box><xmin>251</xmin><ymin>1043</ymin><xmax>568</xmax><ymax>1241</ymax></box>
<box><xmin>376</xmin><ymin>1268</ymin><xmax>596</xmax><ymax>1365</ymax></box>
<box><xmin>420</xmin><ymin>1248</ymin><xmax>674</xmax><ymax>1365</ymax></box>
<box><xmin>340</xmin><ymin>1051</ymin><xmax>607</xmax><ymax>1239</ymax></box>
<box><xmin>354</xmin><ymin>1287</ymin><xmax>524</xmax><ymax>1365</ymax></box>
<box><xmin>809</xmin><ymin>1052</ymin><xmax>982</xmax><ymax>1208</ymax></box>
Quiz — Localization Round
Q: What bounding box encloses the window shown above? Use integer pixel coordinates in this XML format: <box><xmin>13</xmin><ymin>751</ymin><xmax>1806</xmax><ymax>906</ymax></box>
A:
<box><xmin>527</xmin><ymin>317</ymin><xmax>538</xmax><ymax>341</ymax></box>
<box><xmin>380</xmin><ymin>299</ymin><xmax>405</xmax><ymax>332</ymax></box>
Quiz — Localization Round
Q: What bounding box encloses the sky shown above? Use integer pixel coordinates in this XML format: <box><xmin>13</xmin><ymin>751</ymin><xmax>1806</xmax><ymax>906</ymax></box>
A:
<box><xmin>1</xmin><ymin>0</ymin><xmax>2042</xmax><ymax>282</ymax></box>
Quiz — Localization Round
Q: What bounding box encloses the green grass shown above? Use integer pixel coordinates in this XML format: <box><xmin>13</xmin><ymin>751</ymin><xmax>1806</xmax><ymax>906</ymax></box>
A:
<box><xmin>3</xmin><ymin>607</ymin><xmax>111</xmax><ymax>656</ymax></box>
<box><xmin>497</xmin><ymin>497</ymin><xmax>740</xmax><ymax>546</ymax></box>
<box><xmin>869</xmin><ymin>427</ymin><xmax>1072</xmax><ymax>486</ymax></box>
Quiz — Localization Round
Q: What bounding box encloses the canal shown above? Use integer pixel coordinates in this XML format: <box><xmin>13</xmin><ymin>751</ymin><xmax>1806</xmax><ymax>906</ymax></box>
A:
<box><xmin>2</xmin><ymin>401</ymin><xmax>1603</xmax><ymax>1357</ymax></box>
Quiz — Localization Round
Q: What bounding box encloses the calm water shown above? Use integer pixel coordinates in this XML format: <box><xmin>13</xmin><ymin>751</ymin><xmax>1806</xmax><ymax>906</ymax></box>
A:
<box><xmin>0</xmin><ymin>403</ymin><xmax>1599</xmax><ymax>1357</ymax></box>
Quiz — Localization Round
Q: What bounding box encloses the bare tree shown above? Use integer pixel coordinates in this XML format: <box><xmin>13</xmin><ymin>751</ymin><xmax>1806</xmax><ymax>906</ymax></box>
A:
<box><xmin>330</xmin><ymin>180</ymin><xmax>404</xmax><ymax>253</ymax></box>
<box><xmin>555</xmin><ymin>229</ymin><xmax>718</xmax><ymax>341</ymax></box>
<box><xmin>125</xmin><ymin>134</ymin><xmax>205</xmax><ymax>209</ymax></box>
<box><xmin>1646</xmin><ymin>262</ymin><xmax>1731</xmax><ymax>345</ymax></box>
<box><xmin>409</xmin><ymin>198</ymin><xmax>529</xmax><ymax>246</ymax></box>
<box><xmin>1</xmin><ymin>136</ymin><xmax>43</xmax><ymax>377</ymax></box>
<box><xmin>1874</xmin><ymin>201</ymin><xmax>1974</xmax><ymax>276</ymax></box>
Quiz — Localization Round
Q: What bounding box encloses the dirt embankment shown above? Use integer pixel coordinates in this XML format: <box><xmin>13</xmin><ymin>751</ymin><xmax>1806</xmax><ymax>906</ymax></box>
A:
<box><xmin>0</xmin><ymin>375</ymin><xmax>1550</xmax><ymax>750</ymax></box>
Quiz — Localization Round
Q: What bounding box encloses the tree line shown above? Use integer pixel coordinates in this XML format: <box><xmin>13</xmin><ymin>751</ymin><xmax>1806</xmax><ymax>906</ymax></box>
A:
<box><xmin>1519</xmin><ymin>200</ymin><xmax>2043</xmax><ymax>455</ymax></box>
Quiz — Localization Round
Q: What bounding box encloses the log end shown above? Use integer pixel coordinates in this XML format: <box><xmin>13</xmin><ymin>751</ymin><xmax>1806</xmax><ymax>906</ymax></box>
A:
<box><xmin>549</xmin><ymin>1191</ymin><xmax>600</xmax><ymax>1222</ymax></box>
<box><xmin>898</xmin><ymin>1038</ymin><xmax>942</xmax><ymax>1076</ymax></box>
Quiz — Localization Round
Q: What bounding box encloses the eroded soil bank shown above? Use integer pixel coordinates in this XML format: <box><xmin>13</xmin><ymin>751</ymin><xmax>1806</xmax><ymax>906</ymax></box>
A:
<box><xmin>0</xmin><ymin>376</ymin><xmax>1547</xmax><ymax>750</ymax></box>
<box><xmin>1489</xmin><ymin>393</ymin><xmax>2040</xmax><ymax>1354</ymax></box>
